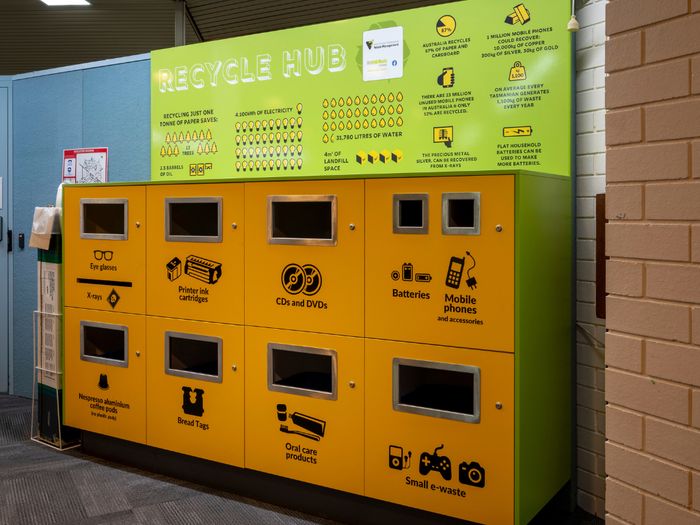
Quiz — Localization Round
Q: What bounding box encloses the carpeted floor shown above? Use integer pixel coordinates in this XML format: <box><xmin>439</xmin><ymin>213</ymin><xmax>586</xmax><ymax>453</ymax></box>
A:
<box><xmin>0</xmin><ymin>394</ymin><xmax>604</xmax><ymax>525</ymax></box>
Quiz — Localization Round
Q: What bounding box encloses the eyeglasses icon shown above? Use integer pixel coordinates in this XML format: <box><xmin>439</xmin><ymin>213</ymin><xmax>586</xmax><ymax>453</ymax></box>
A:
<box><xmin>94</xmin><ymin>250</ymin><xmax>114</xmax><ymax>261</ymax></box>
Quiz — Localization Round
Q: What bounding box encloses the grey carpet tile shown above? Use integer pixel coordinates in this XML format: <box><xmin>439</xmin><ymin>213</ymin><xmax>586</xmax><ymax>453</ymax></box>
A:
<box><xmin>0</xmin><ymin>442</ymin><xmax>89</xmax><ymax>481</ymax></box>
<box><xmin>65</xmin><ymin>457</ymin><xmax>221</xmax><ymax>509</ymax></box>
<box><xmin>0</xmin><ymin>470</ymin><xmax>87</xmax><ymax>525</ymax></box>
<box><xmin>0</xmin><ymin>395</ymin><xmax>34</xmax><ymax>415</ymax></box>
<box><xmin>55</xmin><ymin>509</ymin><xmax>139</xmax><ymax>525</ymax></box>
<box><xmin>0</xmin><ymin>411</ymin><xmax>32</xmax><ymax>444</ymax></box>
<box><xmin>132</xmin><ymin>493</ymin><xmax>342</xmax><ymax>525</ymax></box>
<box><xmin>70</xmin><ymin>465</ymin><xmax>133</xmax><ymax>517</ymax></box>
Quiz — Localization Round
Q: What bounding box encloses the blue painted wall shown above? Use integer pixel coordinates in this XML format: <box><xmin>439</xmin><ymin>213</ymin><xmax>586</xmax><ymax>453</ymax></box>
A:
<box><xmin>12</xmin><ymin>59</ymin><xmax>150</xmax><ymax>397</ymax></box>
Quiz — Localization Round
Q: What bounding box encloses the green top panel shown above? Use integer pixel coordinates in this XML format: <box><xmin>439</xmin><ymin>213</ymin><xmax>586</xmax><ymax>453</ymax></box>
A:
<box><xmin>151</xmin><ymin>0</ymin><xmax>572</xmax><ymax>181</ymax></box>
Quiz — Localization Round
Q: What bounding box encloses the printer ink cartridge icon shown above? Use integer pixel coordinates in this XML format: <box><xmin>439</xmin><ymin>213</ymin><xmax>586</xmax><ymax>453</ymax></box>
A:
<box><xmin>167</xmin><ymin>257</ymin><xmax>182</xmax><ymax>282</ymax></box>
<box><xmin>182</xmin><ymin>387</ymin><xmax>204</xmax><ymax>417</ymax></box>
<box><xmin>185</xmin><ymin>255</ymin><xmax>222</xmax><ymax>284</ymax></box>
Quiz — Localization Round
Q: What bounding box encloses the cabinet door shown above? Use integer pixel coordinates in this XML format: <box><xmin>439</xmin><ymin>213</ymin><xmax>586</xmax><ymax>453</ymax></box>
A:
<box><xmin>366</xmin><ymin>176</ymin><xmax>515</xmax><ymax>353</ymax></box>
<box><xmin>146</xmin><ymin>183</ymin><xmax>245</xmax><ymax>325</ymax></box>
<box><xmin>245</xmin><ymin>326</ymin><xmax>364</xmax><ymax>495</ymax></box>
<box><xmin>64</xmin><ymin>186</ymin><xmax>146</xmax><ymax>314</ymax></box>
<box><xmin>64</xmin><ymin>307</ymin><xmax>146</xmax><ymax>444</ymax></box>
<box><xmin>365</xmin><ymin>338</ymin><xmax>514</xmax><ymax>525</ymax></box>
<box><xmin>146</xmin><ymin>316</ymin><xmax>245</xmax><ymax>467</ymax></box>
<box><xmin>245</xmin><ymin>180</ymin><xmax>365</xmax><ymax>337</ymax></box>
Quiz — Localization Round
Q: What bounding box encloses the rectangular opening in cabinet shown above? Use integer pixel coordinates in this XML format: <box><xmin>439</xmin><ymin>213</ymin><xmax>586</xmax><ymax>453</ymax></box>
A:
<box><xmin>268</xmin><ymin>343</ymin><xmax>337</xmax><ymax>400</ymax></box>
<box><xmin>165</xmin><ymin>197</ymin><xmax>222</xmax><ymax>242</ymax></box>
<box><xmin>165</xmin><ymin>332</ymin><xmax>222</xmax><ymax>383</ymax></box>
<box><xmin>80</xmin><ymin>199</ymin><xmax>128</xmax><ymax>240</ymax></box>
<box><xmin>442</xmin><ymin>192</ymin><xmax>480</xmax><ymax>236</ymax></box>
<box><xmin>393</xmin><ymin>358</ymin><xmax>480</xmax><ymax>423</ymax></box>
<box><xmin>268</xmin><ymin>196</ymin><xmax>337</xmax><ymax>246</ymax></box>
<box><xmin>393</xmin><ymin>193</ymin><xmax>428</xmax><ymax>234</ymax></box>
<box><xmin>80</xmin><ymin>321</ymin><xmax>128</xmax><ymax>368</ymax></box>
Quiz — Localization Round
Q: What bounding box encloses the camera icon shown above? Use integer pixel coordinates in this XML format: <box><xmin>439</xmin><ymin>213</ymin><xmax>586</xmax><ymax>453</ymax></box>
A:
<box><xmin>459</xmin><ymin>461</ymin><xmax>485</xmax><ymax>488</ymax></box>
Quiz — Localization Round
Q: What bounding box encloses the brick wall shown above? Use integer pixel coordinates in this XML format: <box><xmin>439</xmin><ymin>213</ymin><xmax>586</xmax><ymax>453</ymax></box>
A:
<box><xmin>576</xmin><ymin>0</ymin><xmax>607</xmax><ymax>517</ymax></box>
<box><xmin>605</xmin><ymin>1</ymin><xmax>700</xmax><ymax>524</ymax></box>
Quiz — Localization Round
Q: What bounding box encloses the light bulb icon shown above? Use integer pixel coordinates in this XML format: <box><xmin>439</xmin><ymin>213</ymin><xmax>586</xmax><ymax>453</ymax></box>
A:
<box><xmin>297</xmin><ymin>103</ymin><xmax>303</xmax><ymax>115</ymax></box>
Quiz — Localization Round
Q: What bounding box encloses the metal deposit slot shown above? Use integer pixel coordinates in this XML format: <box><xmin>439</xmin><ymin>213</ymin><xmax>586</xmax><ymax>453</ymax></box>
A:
<box><xmin>442</xmin><ymin>192</ymin><xmax>481</xmax><ymax>236</ymax></box>
<box><xmin>165</xmin><ymin>332</ymin><xmax>222</xmax><ymax>383</ymax></box>
<box><xmin>393</xmin><ymin>193</ymin><xmax>429</xmax><ymax>234</ymax></box>
<box><xmin>165</xmin><ymin>197</ymin><xmax>222</xmax><ymax>243</ymax></box>
<box><xmin>393</xmin><ymin>358</ymin><xmax>481</xmax><ymax>423</ymax></box>
<box><xmin>268</xmin><ymin>196</ymin><xmax>337</xmax><ymax>246</ymax></box>
<box><xmin>80</xmin><ymin>199</ymin><xmax>128</xmax><ymax>240</ymax></box>
<box><xmin>80</xmin><ymin>321</ymin><xmax>128</xmax><ymax>368</ymax></box>
<box><xmin>267</xmin><ymin>343</ymin><xmax>337</xmax><ymax>400</ymax></box>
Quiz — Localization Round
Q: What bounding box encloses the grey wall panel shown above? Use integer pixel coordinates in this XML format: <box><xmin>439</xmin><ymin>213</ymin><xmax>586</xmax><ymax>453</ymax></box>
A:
<box><xmin>83</xmin><ymin>61</ymin><xmax>151</xmax><ymax>183</ymax></box>
<box><xmin>12</xmin><ymin>71</ymin><xmax>83</xmax><ymax>398</ymax></box>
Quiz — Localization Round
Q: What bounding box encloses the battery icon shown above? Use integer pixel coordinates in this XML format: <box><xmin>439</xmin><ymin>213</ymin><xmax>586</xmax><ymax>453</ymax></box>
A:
<box><xmin>402</xmin><ymin>263</ymin><xmax>413</xmax><ymax>281</ymax></box>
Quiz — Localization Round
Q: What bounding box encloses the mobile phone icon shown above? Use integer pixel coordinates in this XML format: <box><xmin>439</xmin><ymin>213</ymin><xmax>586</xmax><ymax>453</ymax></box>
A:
<box><xmin>445</xmin><ymin>257</ymin><xmax>465</xmax><ymax>289</ymax></box>
<box><xmin>438</xmin><ymin>67</ymin><xmax>455</xmax><ymax>88</ymax></box>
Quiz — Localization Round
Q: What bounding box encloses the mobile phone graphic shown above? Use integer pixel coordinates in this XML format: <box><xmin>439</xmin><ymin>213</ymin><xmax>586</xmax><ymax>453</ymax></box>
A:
<box><xmin>445</xmin><ymin>256</ymin><xmax>465</xmax><ymax>289</ymax></box>
<box><xmin>437</xmin><ymin>67</ymin><xmax>455</xmax><ymax>88</ymax></box>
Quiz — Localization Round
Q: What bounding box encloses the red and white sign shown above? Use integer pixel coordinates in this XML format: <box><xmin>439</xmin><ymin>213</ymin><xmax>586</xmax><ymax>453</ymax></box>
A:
<box><xmin>63</xmin><ymin>148</ymin><xmax>108</xmax><ymax>184</ymax></box>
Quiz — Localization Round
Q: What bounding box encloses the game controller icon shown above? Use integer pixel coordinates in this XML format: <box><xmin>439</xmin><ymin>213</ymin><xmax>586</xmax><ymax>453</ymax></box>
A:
<box><xmin>459</xmin><ymin>461</ymin><xmax>485</xmax><ymax>488</ymax></box>
<box><xmin>419</xmin><ymin>444</ymin><xmax>452</xmax><ymax>481</ymax></box>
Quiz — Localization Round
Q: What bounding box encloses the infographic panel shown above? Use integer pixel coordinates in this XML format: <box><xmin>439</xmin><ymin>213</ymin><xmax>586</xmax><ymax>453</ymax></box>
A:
<box><xmin>151</xmin><ymin>0</ymin><xmax>572</xmax><ymax>181</ymax></box>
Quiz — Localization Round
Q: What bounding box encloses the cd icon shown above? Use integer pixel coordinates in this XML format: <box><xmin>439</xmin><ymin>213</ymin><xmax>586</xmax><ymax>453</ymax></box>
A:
<box><xmin>281</xmin><ymin>263</ymin><xmax>305</xmax><ymax>294</ymax></box>
<box><xmin>302</xmin><ymin>264</ymin><xmax>322</xmax><ymax>296</ymax></box>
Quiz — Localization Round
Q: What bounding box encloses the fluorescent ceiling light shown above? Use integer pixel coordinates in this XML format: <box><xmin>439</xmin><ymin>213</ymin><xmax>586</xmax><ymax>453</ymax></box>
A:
<box><xmin>41</xmin><ymin>0</ymin><xmax>91</xmax><ymax>5</ymax></box>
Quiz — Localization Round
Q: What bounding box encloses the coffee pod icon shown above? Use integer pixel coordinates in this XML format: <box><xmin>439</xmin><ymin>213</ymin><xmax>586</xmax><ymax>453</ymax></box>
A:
<box><xmin>98</xmin><ymin>374</ymin><xmax>109</xmax><ymax>391</ymax></box>
<box><xmin>277</xmin><ymin>404</ymin><xmax>287</xmax><ymax>421</ymax></box>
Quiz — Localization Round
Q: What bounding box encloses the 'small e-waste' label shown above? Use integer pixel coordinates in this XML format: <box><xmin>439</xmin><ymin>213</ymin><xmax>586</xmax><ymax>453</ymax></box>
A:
<box><xmin>151</xmin><ymin>0</ymin><xmax>571</xmax><ymax>181</ymax></box>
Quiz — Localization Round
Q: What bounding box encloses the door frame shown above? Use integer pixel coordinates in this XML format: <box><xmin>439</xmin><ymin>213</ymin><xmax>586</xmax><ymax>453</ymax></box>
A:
<box><xmin>0</xmin><ymin>77</ymin><xmax>13</xmax><ymax>394</ymax></box>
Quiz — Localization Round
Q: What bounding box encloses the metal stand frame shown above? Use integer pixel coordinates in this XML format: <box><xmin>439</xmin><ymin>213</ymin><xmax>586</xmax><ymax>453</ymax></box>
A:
<box><xmin>31</xmin><ymin>310</ymin><xmax>80</xmax><ymax>450</ymax></box>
